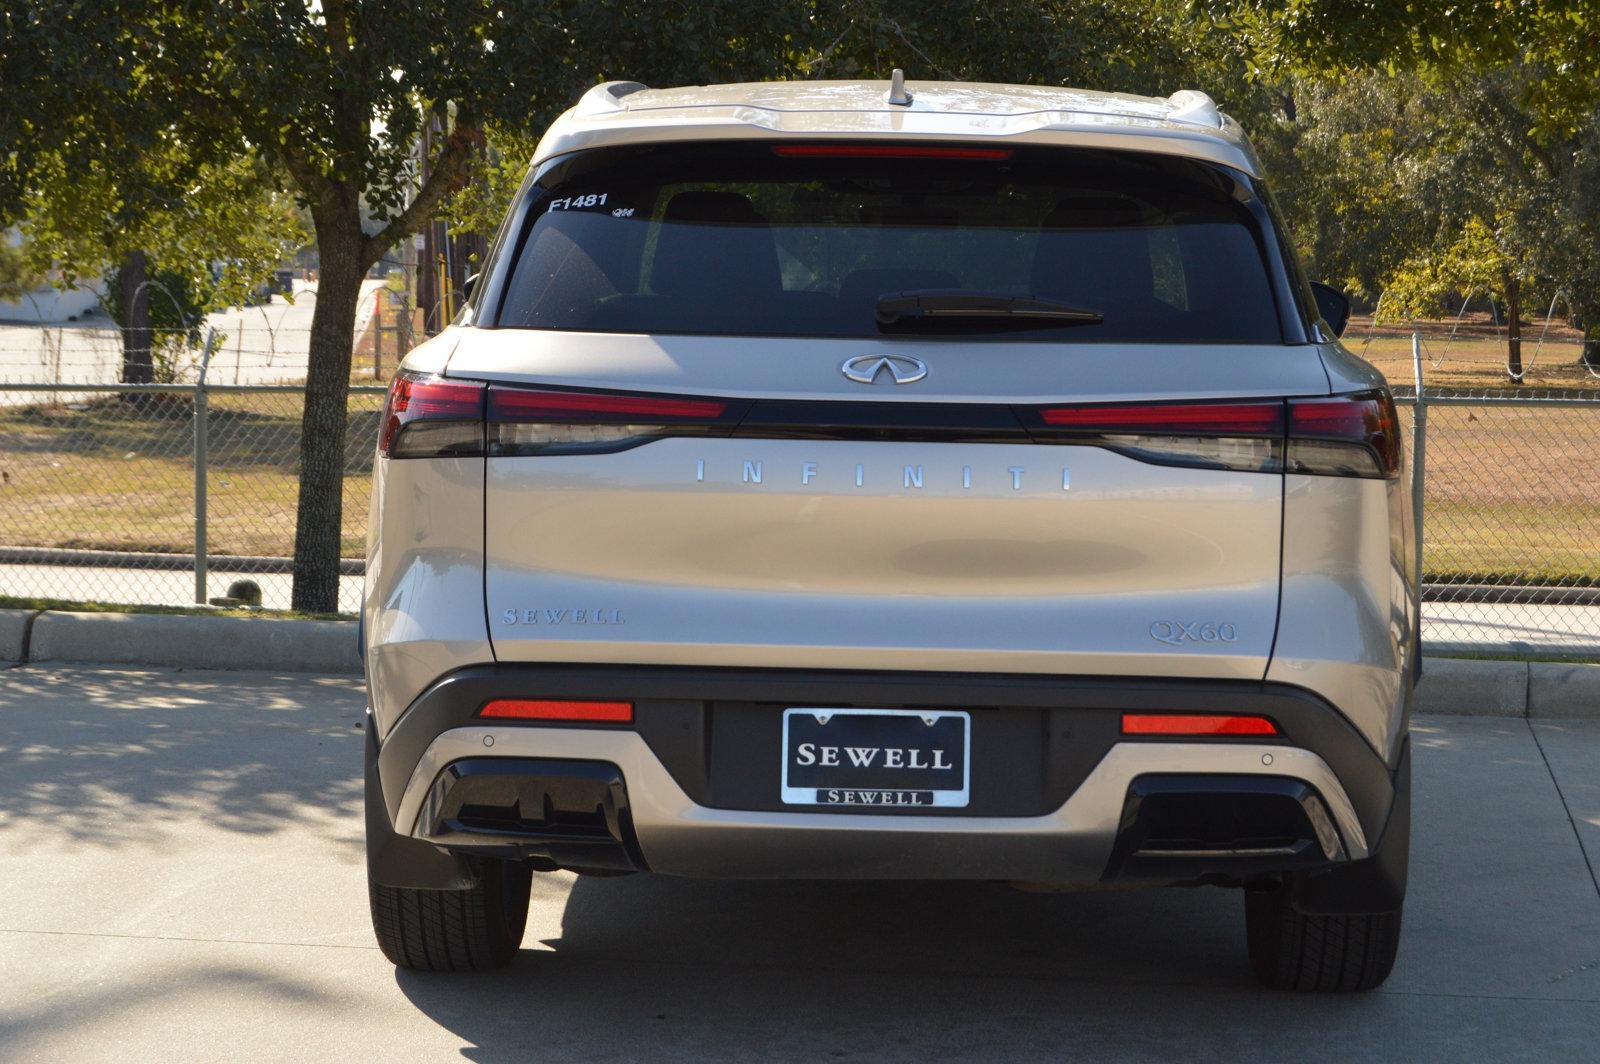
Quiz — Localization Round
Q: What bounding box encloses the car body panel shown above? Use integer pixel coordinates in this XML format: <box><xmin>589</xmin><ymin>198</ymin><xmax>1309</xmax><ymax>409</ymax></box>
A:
<box><xmin>364</xmin><ymin>454</ymin><xmax>492</xmax><ymax>738</ymax></box>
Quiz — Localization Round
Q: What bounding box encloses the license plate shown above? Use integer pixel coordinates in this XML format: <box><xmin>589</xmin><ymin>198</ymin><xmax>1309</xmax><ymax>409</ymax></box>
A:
<box><xmin>781</xmin><ymin>708</ymin><xmax>970</xmax><ymax>808</ymax></box>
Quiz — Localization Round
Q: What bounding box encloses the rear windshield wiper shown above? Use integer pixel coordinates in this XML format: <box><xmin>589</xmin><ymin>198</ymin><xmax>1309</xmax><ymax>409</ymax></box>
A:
<box><xmin>875</xmin><ymin>290</ymin><xmax>1105</xmax><ymax>328</ymax></box>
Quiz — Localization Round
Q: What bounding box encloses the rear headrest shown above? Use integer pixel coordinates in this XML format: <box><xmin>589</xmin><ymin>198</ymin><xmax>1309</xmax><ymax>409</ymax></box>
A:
<box><xmin>662</xmin><ymin>190</ymin><xmax>768</xmax><ymax>226</ymax></box>
<box><xmin>652</xmin><ymin>191</ymin><xmax>781</xmax><ymax>300</ymax></box>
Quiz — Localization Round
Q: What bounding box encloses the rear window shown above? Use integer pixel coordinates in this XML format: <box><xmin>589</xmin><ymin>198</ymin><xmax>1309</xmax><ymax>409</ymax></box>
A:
<box><xmin>491</xmin><ymin>142</ymin><xmax>1291</xmax><ymax>343</ymax></box>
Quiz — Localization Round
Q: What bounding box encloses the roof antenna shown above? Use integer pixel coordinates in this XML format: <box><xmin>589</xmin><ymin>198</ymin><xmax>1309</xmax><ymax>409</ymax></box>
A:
<box><xmin>887</xmin><ymin>68</ymin><xmax>913</xmax><ymax>107</ymax></box>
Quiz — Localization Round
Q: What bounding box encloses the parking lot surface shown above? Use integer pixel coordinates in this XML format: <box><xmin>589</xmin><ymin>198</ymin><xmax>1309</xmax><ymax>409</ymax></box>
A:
<box><xmin>1</xmin><ymin>667</ymin><xmax>1597</xmax><ymax>1062</ymax></box>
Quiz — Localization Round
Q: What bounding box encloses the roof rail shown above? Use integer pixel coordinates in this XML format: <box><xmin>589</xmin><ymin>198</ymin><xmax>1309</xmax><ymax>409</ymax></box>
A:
<box><xmin>574</xmin><ymin>80</ymin><xmax>650</xmax><ymax>117</ymax></box>
<box><xmin>1165</xmin><ymin>90</ymin><xmax>1221</xmax><ymax>129</ymax></box>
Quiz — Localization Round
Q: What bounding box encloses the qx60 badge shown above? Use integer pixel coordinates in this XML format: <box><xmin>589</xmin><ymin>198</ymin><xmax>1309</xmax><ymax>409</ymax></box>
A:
<box><xmin>841</xmin><ymin>354</ymin><xmax>927</xmax><ymax>385</ymax></box>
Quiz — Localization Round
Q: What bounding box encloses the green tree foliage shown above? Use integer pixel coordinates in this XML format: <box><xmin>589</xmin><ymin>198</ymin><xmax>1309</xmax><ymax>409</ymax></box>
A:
<box><xmin>0</xmin><ymin>237</ymin><xmax>44</xmax><ymax>293</ymax></box>
<box><xmin>18</xmin><ymin>147</ymin><xmax>305</xmax><ymax>310</ymax></box>
<box><xmin>1212</xmin><ymin>1</ymin><xmax>1600</xmax><ymax>355</ymax></box>
<box><xmin>1260</xmin><ymin>72</ymin><xmax>1536</xmax><ymax>302</ymax></box>
<box><xmin>1209</xmin><ymin>0</ymin><xmax>1600</xmax><ymax>137</ymax></box>
<box><xmin>4</xmin><ymin>2</ymin><xmax>304</xmax><ymax>384</ymax></box>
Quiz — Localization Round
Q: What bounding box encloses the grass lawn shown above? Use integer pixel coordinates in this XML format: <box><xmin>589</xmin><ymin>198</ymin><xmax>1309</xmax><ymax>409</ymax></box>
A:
<box><xmin>1398</xmin><ymin>396</ymin><xmax>1600</xmax><ymax>583</ymax></box>
<box><xmin>0</xmin><ymin>391</ymin><xmax>382</xmax><ymax>559</ymax></box>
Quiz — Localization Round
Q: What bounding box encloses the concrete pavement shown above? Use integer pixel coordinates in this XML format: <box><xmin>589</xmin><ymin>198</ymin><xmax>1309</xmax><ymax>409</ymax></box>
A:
<box><xmin>0</xmin><ymin>666</ymin><xmax>1597</xmax><ymax>1062</ymax></box>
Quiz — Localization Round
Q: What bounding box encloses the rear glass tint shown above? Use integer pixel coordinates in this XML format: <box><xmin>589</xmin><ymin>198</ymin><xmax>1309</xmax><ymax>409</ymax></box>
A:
<box><xmin>493</xmin><ymin>143</ymin><xmax>1289</xmax><ymax>343</ymax></box>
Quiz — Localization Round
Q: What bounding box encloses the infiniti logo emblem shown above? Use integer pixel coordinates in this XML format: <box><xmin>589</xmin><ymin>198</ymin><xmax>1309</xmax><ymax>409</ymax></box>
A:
<box><xmin>841</xmin><ymin>354</ymin><xmax>927</xmax><ymax>385</ymax></box>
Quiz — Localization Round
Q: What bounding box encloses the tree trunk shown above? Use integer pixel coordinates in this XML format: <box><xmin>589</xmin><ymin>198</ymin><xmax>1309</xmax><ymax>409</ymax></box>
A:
<box><xmin>290</xmin><ymin>208</ymin><xmax>365</xmax><ymax>613</ymax></box>
<box><xmin>1503</xmin><ymin>272</ymin><xmax>1522</xmax><ymax>383</ymax></box>
<box><xmin>118</xmin><ymin>249</ymin><xmax>153</xmax><ymax>384</ymax></box>
<box><xmin>1574</xmin><ymin>307</ymin><xmax>1600</xmax><ymax>372</ymax></box>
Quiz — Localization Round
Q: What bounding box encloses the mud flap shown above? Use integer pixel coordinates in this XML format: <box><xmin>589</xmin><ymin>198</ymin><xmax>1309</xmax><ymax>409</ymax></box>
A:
<box><xmin>364</xmin><ymin>712</ymin><xmax>480</xmax><ymax>891</ymax></box>
<box><xmin>1289</xmin><ymin>736</ymin><xmax>1410</xmax><ymax>915</ymax></box>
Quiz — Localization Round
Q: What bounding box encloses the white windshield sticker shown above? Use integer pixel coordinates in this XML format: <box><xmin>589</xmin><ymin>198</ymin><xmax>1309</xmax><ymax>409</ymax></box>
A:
<box><xmin>546</xmin><ymin>193</ymin><xmax>609</xmax><ymax>212</ymax></box>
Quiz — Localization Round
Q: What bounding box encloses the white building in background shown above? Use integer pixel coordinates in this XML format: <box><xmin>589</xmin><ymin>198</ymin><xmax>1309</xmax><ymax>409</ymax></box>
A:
<box><xmin>0</xmin><ymin>229</ymin><xmax>103</xmax><ymax>323</ymax></box>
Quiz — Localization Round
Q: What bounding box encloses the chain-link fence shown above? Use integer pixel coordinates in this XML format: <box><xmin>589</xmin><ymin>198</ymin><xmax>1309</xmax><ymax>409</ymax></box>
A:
<box><xmin>2</xmin><ymin>324</ymin><xmax>1598</xmax><ymax>650</ymax></box>
<box><xmin>0</xmin><ymin>273</ymin><xmax>431</xmax><ymax>615</ymax></box>
<box><xmin>1394</xmin><ymin>389</ymin><xmax>1600</xmax><ymax>654</ymax></box>
<box><xmin>0</xmin><ymin>378</ymin><xmax>384</xmax><ymax>614</ymax></box>
<box><xmin>0</xmin><ymin>276</ymin><xmax>420</xmax><ymax>390</ymax></box>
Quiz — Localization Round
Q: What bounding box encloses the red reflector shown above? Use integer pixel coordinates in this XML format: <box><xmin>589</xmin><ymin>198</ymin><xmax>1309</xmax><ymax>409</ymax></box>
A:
<box><xmin>379</xmin><ymin>374</ymin><xmax>485</xmax><ymax>455</ymax></box>
<box><xmin>1121</xmin><ymin>713</ymin><xmax>1279</xmax><ymax>736</ymax></box>
<box><xmin>773</xmin><ymin>144</ymin><xmax>1013</xmax><ymax>160</ymax></box>
<box><xmin>480</xmin><ymin>699</ymin><xmax>633</xmax><ymax>722</ymax></box>
<box><xmin>1039</xmin><ymin>401</ymin><xmax>1284</xmax><ymax>435</ymax></box>
<box><xmin>489</xmin><ymin>388</ymin><xmax>727</xmax><ymax>421</ymax></box>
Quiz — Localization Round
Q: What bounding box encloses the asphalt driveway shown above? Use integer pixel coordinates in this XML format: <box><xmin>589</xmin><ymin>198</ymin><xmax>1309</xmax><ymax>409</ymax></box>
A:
<box><xmin>1</xmin><ymin>667</ymin><xmax>1597</xmax><ymax>1061</ymax></box>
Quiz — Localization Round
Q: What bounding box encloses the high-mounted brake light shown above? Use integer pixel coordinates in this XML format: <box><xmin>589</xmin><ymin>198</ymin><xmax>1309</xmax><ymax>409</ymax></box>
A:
<box><xmin>773</xmin><ymin>144</ymin><xmax>1013</xmax><ymax>160</ymax></box>
<box><xmin>1121</xmin><ymin>713</ymin><xmax>1279</xmax><ymax>736</ymax></box>
<box><xmin>379</xmin><ymin>373</ymin><xmax>485</xmax><ymax>459</ymax></box>
<box><xmin>479</xmin><ymin>699</ymin><xmax>633</xmax><ymax>723</ymax></box>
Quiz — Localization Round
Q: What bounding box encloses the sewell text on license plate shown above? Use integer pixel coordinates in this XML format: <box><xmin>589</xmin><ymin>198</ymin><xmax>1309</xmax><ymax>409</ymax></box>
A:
<box><xmin>780</xmin><ymin>707</ymin><xmax>970</xmax><ymax>808</ymax></box>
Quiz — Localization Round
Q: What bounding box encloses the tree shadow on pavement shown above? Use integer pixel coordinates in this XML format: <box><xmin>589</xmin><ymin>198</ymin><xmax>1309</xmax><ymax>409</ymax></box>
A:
<box><xmin>0</xmin><ymin>666</ymin><xmax>365</xmax><ymax>849</ymax></box>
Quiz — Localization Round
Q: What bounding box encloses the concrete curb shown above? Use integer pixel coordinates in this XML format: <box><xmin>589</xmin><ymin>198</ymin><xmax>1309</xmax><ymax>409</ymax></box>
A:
<box><xmin>25</xmin><ymin>611</ymin><xmax>360</xmax><ymax>674</ymax></box>
<box><xmin>0</xmin><ymin>608</ymin><xmax>34</xmax><ymax>663</ymax></box>
<box><xmin>1415</xmin><ymin>657</ymin><xmax>1600</xmax><ymax>719</ymax></box>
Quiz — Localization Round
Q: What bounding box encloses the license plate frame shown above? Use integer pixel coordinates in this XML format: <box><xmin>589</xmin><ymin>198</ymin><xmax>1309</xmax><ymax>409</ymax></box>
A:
<box><xmin>780</xmin><ymin>707</ymin><xmax>971</xmax><ymax>809</ymax></box>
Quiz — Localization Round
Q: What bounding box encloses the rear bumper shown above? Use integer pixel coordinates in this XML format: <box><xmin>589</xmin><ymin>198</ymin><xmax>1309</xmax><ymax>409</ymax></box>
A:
<box><xmin>370</xmin><ymin>664</ymin><xmax>1401</xmax><ymax>888</ymax></box>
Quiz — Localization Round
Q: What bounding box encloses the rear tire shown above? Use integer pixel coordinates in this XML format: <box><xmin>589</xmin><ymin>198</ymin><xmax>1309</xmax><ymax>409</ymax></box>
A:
<box><xmin>1245</xmin><ymin>890</ymin><xmax>1401</xmax><ymax>991</ymax></box>
<box><xmin>370</xmin><ymin>856</ymin><xmax>532</xmax><ymax>971</ymax></box>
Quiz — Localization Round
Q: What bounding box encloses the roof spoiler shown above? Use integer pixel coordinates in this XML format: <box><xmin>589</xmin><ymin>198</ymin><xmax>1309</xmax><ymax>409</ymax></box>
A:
<box><xmin>1165</xmin><ymin>90</ymin><xmax>1222</xmax><ymax>129</ymax></box>
<box><xmin>575</xmin><ymin>80</ymin><xmax>650</xmax><ymax>117</ymax></box>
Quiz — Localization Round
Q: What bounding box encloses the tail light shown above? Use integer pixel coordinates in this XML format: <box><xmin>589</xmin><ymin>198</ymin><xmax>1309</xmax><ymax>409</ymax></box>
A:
<box><xmin>378</xmin><ymin>373</ymin><xmax>484</xmax><ymax>458</ymax></box>
<box><xmin>379</xmin><ymin>376</ymin><xmax>1401</xmax><ymax>481</ymax></box>
<box><xmin>1121</xmin><ymin>713</ymin><xmax>1279</xmax><ymax>736</ymax></box>
<box><xmin>1286</xmin><ymin>394</ymin><xmax>1401</xmax><ymax>479</ymax></box>
<box><xmin>488</xmin><ymin>387</ymin><xmax>747</xmax><ymax>456</ymax></box>
<box><xmin>1027</xmin><ymin>400</ymin><xmax>1284</xmax><ymax>473</ymax></box>
<box><xmin>1025</xmin><ymin>392</ymin><xmax>1399</xmax><ymax>479</ymax></box>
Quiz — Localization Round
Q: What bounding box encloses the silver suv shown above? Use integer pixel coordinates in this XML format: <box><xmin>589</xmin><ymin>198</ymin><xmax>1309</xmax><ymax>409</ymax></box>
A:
<box><xmin>363</xmin><ymin>75</ymin><xmax>1417</xmax><ymax>991</ymax></box>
